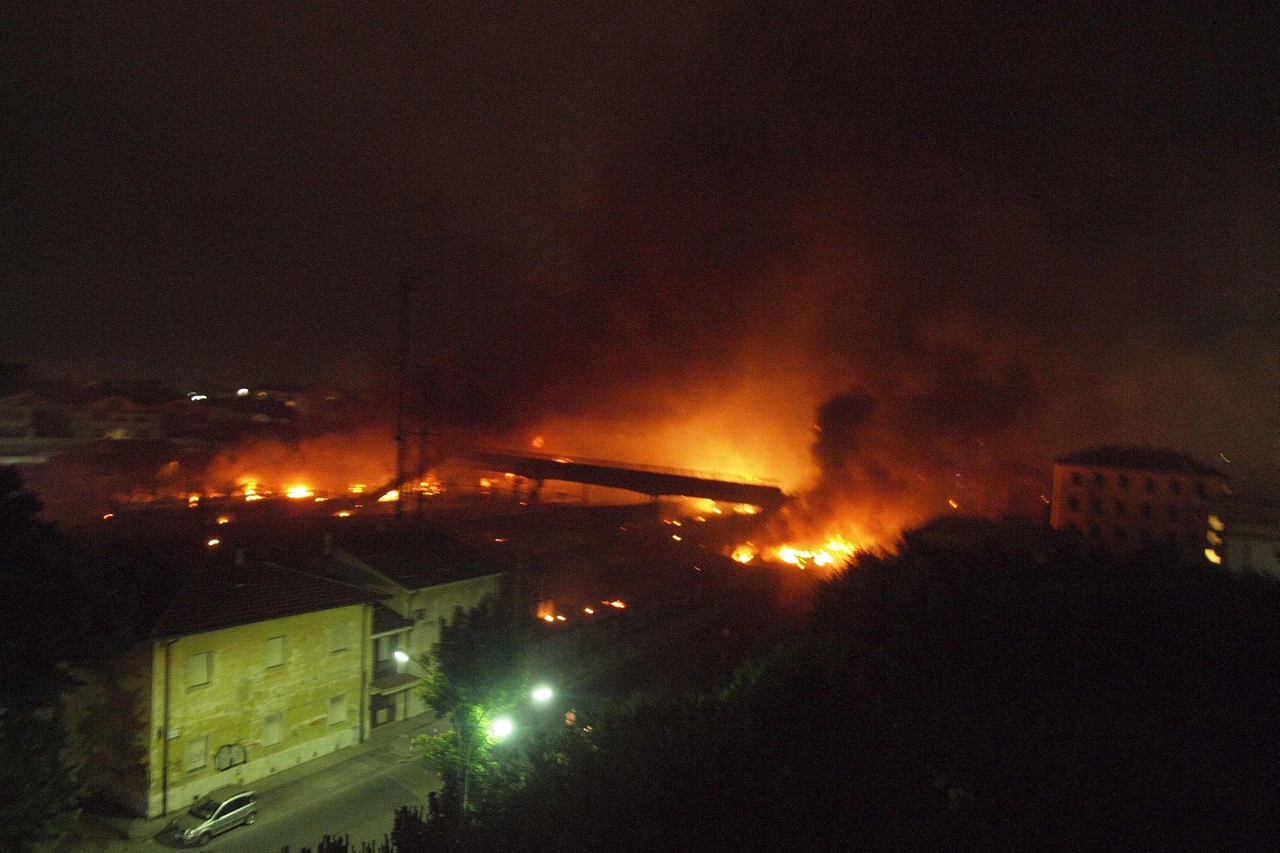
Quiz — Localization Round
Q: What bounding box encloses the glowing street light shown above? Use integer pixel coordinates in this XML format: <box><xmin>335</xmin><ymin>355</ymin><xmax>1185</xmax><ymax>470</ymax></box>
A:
<box><xmin>393</xmin><ymin>650</ymin><xmax>410</xmax><ymax>663</ymax></box>
<box><xmin>488</xmin><ymin>716</ymin><xmax>513</xmax><ymax>739</ymax></box>
<box><xmin>531</xmin><ymin>685</ymin><xmax>553</xmax><ymax>704</ymax></box>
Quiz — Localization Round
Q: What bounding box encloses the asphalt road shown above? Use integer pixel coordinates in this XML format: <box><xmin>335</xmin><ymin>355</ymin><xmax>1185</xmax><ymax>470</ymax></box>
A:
<box><xmin>176</xmin><ymin>758</ymin><xmax>438</xmax><ymax>853</ymax></box>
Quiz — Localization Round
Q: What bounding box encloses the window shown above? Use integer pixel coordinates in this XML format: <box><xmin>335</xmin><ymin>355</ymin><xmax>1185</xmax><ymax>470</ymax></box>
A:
<box><xmin>185</xmin><ymin>735</ymin><xmax>209</xmax><ymax>773</ymax></box>
<box><xmin>1071</xmin><ymin>472</ymin><xmax>1082</xmax><ymax>486</ymax></box>
<box><xmin>330</xmin><ymin>621</ymin><xmax>351</xmax><ymax>652</ymax></box>
<box><xmin>329</xmin><ymin>695</ymin><xmax>347</xmax><ymax>726</ymax></box>
<box><xmin>264</xmin><ymin>713</ymin><xmax>284</xmax><ymax>747</ymax></box>
<box><xmin>1142</xmin><ymin>503</ymin><xmax>1153</xmax><ymax>520</ymax></box>
<box><xmin>1090</xmin><ymin>498</ymin><xmax>1102</xmax><ymax>514</ymax></box>
<box><xmin>186</xmin><ymin>651</ymin><xmax>211</xmax><ymax>687</ymax></box>
<box><xmin>1168</xmin><ymin>504</ymin><xmax>1180</xmax><ymax>522</ymax></box>
<box><xmin>264</xmin><ymin>635</ymin><xmax>285</xmax><ymax>669</ymax></box>
<box><xmin>1170</xmin><ymin>479</ymin><xmax>1182</xmax><ymax>495</ymax></box>
<box><xmin>1087</xmin><ymin>522</ymin><xmax>1101</xmax><ymax>538</ymax></box>
<box><xmin>1145</xmin><ymin>477</ymin><xmax>1156</xmax><ymax>492</ymax></box>
<box><xmin>1093</xmin><ymin>472</ymin><xmax>1106</xmax><ymax>488</ymax></box>
<box><xmin>1115</xmin><ymin>501</ymin><xmax>1128</xmax><ymax>517</ymax></box>
<box><xmin>1068</xmin><ymin>496</ymin><xmax>1080</xmax><ymax>512</ymax></box>
<box><xmin>1118</xmin><ymin>475</ymin><xmax>1129</xmax><ymax>490</ymax></box>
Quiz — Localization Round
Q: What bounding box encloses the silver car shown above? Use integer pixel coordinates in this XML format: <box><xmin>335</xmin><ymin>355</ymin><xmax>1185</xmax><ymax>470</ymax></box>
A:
<box><xmin>169</xmin><ymin>790</ymin><xmax>257</xmax><ymax>846</ymax></box>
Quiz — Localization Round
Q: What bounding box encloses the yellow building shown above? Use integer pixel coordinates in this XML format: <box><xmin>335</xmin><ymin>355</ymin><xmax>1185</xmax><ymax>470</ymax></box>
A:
<box><xmin>138</xmin><ymin>559</ymin><xmax>378</xmax><ymax>818</ymax></box>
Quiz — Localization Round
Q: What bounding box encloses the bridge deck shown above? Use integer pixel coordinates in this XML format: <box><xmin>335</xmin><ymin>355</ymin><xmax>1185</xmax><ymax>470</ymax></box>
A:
<box><xmin>463</xmin><ymin>450</ymin><xmax>786</xmax><ymax>511</ymax></box>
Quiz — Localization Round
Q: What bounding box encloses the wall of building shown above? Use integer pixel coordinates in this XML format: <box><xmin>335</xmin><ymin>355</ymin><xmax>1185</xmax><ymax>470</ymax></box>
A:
<box><xmin>145</xmin><ymin>603</ymin><xmax>371</xmax><ymax>817</ymax></box>
<box><xmin>1050</xmin><ymin>464</ymin><xmax>1226</xmax><ymax>557</ymax></box>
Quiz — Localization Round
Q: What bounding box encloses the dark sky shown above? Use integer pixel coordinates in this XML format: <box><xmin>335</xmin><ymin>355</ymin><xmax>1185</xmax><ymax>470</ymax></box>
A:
<box><xmin>4</xmin><ymin>1</ymin><xmax>1277</xmax><ymax>495</ymax></box>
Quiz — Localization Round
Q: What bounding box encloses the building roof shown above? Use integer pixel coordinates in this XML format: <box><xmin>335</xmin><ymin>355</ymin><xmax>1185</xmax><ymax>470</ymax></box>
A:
<box><xmin>152</xmin><ymin>559</ymin><xmax>379</xmax><ymax>640</ymax></box>
<box><xmin>335</xmin><ymin>524</ymin><xmax>506</xmax><ymax>590</ymax></box>
<box><xmin>1055</xmin><ymin>446</ymin><xmax>1225</xmax><ymax>478</ymax></box>
<box><xmin>372</xmin><ymin>602</ymin><xmax>414</xmax><ymax>635</ymax></box>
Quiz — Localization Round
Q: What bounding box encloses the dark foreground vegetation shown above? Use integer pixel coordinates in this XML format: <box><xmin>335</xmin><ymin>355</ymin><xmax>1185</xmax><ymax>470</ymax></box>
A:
<box><xmin>331</xmin><ymin>519</ymin><xmax>1280</xmax><ymax>853</ymax></box>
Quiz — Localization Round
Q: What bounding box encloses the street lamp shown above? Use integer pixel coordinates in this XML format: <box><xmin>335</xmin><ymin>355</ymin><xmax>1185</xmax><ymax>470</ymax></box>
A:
<box><xmin>531</xmin><ymin>685</ymin><xmax>553</xmax><ymax>704</ymax></box>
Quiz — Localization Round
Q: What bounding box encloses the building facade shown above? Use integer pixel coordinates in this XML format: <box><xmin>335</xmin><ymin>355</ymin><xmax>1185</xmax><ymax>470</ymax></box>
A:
<box><xmin>1050</xmin><ymin>447</ymin><xmax>1229</xmax><ymax>558</ymax></box>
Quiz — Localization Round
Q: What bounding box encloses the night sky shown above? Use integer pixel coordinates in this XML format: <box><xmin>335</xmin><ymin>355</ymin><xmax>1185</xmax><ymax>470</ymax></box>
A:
<box><xmin>4</xmin><ymin>1</ymin><xmax>1277</xmax><ymax>499</ymax></box>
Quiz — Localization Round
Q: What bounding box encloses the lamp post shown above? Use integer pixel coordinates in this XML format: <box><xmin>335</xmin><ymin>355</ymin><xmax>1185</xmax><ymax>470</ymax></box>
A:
<box><xmin>457</xmin><ymin>685</ymin><xmax>554</xmax><ymax>811</ymax></box>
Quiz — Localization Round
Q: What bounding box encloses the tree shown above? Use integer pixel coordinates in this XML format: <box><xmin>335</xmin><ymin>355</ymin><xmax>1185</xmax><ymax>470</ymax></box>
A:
<box><xmin>416</xmin><ymin>595</ymin><xmax>529</xmax><ymax>819</ymax></box>
<box><xmin>0</xmin><ymin>704</ymin><xmax>79</xmax><ymax>853</ymax></box>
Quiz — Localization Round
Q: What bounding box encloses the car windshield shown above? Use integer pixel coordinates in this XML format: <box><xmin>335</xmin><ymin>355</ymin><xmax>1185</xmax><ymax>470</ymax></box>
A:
<box><xmin>189</xmin><ymin>799</ymin><xmax>219</xmax><ymax>819</ymax></box>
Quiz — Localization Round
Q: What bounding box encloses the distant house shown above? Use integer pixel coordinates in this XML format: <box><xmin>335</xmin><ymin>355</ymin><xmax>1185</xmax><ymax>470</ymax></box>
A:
<box><xmin>1050</xmin><ymin>446</ymin><xmax>1229</xmax><ymax>558</ymax></box>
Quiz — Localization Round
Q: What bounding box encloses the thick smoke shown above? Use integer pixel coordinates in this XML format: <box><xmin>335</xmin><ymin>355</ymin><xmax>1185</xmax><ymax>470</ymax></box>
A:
<box><xmin>485</xmin><ymin>0</ymin><xmax>1275</xmax><ymax>542</ymax></box>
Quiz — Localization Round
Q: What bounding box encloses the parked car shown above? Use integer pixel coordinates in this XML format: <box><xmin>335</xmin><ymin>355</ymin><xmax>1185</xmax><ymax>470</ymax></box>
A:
<box><xmin>169</xmin><ymin>790</ymin><xmax>257</xmax><ymax>846</ymax></box>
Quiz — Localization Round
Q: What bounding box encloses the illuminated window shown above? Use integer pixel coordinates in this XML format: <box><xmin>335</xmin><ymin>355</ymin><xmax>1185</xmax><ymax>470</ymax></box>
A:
<box><xmin>329</xmin><ymin>695</ymin><xmax>347</xmax><ymax>726</ymax></box>
<box><xmin>265</xmin><ymin>635</ymin><xmax>285</xmax><ymax>669</ymax></box>
<box><xmin>264</xmin><ymin>713</ymin><xmax>283</xmax><ymax>747</ymax></box>
<box><xmin>185</xmin><ymin>735</ymin><xmax>209</xmax><ymax>773</ymax></box>
<box><xmin>186</xmin><ymin>652</ymin><xmax>211</xmax><ymax>687</ymax></box>
<box><xmin>330</xmin><ymin>621</ymin><xmax>351</xmax><ymax>652</ymax></box>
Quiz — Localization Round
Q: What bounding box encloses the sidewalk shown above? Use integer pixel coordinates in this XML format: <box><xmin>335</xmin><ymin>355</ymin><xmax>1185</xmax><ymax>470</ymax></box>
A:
<box><xmin>54</xmin><ymin>713</ymin><xmax>445</xmax><ymax>852</ymax></box>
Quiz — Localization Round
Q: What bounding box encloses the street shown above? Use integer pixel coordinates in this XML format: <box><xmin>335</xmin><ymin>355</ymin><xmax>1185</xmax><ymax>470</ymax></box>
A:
<box><xmin>155</xmin><ymin>758</ymin><xmax>437</xmax><ymax>853</ymax></box>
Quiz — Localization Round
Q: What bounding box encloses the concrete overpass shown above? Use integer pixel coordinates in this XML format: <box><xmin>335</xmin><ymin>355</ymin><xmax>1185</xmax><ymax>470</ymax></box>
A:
<box><xmin>460</xmin><ymin>449</ymin><xmax>786</xmax><ymax>511</ymax></box>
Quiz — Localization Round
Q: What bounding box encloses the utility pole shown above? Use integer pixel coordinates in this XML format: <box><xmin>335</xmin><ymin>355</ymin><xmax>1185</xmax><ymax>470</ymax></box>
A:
<box><xmin>394</xmin><ymin>263</ymin><xmax>418</xmax><ymax>526</ymax></box>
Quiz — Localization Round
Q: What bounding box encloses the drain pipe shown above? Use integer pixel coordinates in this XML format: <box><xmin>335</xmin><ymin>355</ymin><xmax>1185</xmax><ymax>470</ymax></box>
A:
<box><xmin>161</xmin><ymin>639</ymin><xmax>173</xmax><ymax>816</ymax></box>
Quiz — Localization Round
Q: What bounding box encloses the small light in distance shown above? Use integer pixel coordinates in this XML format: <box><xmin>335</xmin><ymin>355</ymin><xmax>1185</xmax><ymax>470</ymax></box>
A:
<box><xmin>531</xmin><ymin>685</ymin><xmax>554</xmax><ymax>703</ymax></box>
<box><xmin>378</xmin><ymin>490</ymin><xmax>399</xmax><ymax>502</ymax></box>
<box><xmin>216</xmin><ymin>515</ymin><xmax>231</xmax><ymax>525</ymax></box>
<box><xmin>207</xmin><ymin>538</ymin><xmax>220</xmax><ymax>546</ymax></box>
<box><xmin>334</xmin><ymin>510</ymin><xmax>352</xmax><ymax>518</ymax></box>
<box><xmin>1204</xmin><ymin>548</ymin><xmax>1222</xmax><ymax>565</ymax></box>
<box><xmin>948</xmin><ymin>499</ymin><xmax>959</xmax><ymax>509</ymax></box>
<box><xmin>543</xmin><ymin>614</ymin><xmax>555</xmax><ymax>622</ymax></box>
<box><xmin>606</xmin><ymin>600</ymin><xmax>626</xmax><ymax>609</ymax></box>
<box><xmin>672</xmin><ymin>534</ymin><xmax>682</xmax><ymax>541</ymax></box>
<box><xmin>393</xmin><ymin>650</ymin><xmax>410</xmax><ymax>663</ymax></box>
<box><xmin>556</xmin><ymin>614</ymin><xmax>566</xmax><ymax>621</ymax></box>
<box><xmin>583</xmin><ymin>607</ymin><xmax>594</xmax><ymax>614</ymax></box>
<box><xmin>188</xmin><ymin>495</ymin><xmax>200</xmax><ymax>507</ymax></box>
<box><xmin>489</xmin><ymin>717</ymin><xmax>513</xmax><ymax>739</ymax></box>
<box><xmin>103</xmin><ymin>513</ymin><xmax>114</xmax><ymax>520</ymax></box>
<box><xmin>236</xmin><ymin>388</ymin><xmax>249</xmax><ymax>397</ymax></box>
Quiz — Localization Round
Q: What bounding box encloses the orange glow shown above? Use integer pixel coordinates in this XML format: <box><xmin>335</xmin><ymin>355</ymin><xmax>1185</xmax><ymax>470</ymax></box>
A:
<box><xmin>349</xmin><ymin>484</ymin><xmax>366</xmax><ymax>494</ymax></box>
<box><xmin>532</xmin><ymin>435</ymin><xmax>545</xmax><ymax>449</ymax></box>
<box><xmin>206</xmin><ymin>538</ymin><xmax>220</xmax><ymax>546</ymax></box>
<box><xmin>542</xmin><ymin>614</ymin><xmax>555</xmax><ymax>622</ymax></box>
<box><xmin>187</xmin><ymin>494</ymin><xmax>200</xmax><ymax>506</ymax></box>
<box><xmin>583</xmin><ymin>607</ymin><xmax>595</xmax><ymax>614</ymax></box>
<box><xmin>732</xmin><ymin>544</ymin><xmax>757</xmax><ymax>564</ymax></box>
<box><xmin>378</xmin><ymin>490</ymin><xmax>399</xmax><ymax>502</ymax></box>
<box><xmin>556</xmin><ymin>614</ymin><xmax>566</xmax><ymax>621</ymax></box>
<box><xmin>334</xmin><ymin>510</ymin><xmax>352</xmax><ymax>518</ymax></box>
<box><xmin>766</xmin><ymin>535</ymin><xmax>857</xmax><ymax>570</ymax></box>
<box><xmin>948</xmin><ymin>499</ymin><xmax>959</xmax><ymax>509</ymax></box>
<box><xmin>102</xmin><ymin>513</ymin><xmax>114</xmax><ymax>520</ymax></box>
<box><xmin>216</xmin><ymin>515</ymin><xmax>232</xmax><ymax>525</ymax></box>
<box><xmin>285</xmin><ymin>485</ymin><xmax>314</xmax><ymax>499</ymax></box>
<box><xmin>606</xmin><ymin>599</ymin><xmax>626</xmax><ymax>609</ymax></box>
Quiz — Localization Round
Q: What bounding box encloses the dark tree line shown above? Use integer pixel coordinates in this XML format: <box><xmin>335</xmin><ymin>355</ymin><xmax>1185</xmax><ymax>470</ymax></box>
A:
<box><xmin>375</xmin><ymin>519</ymin><xmax>1280</xmax><ymax>852</ymax></box>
